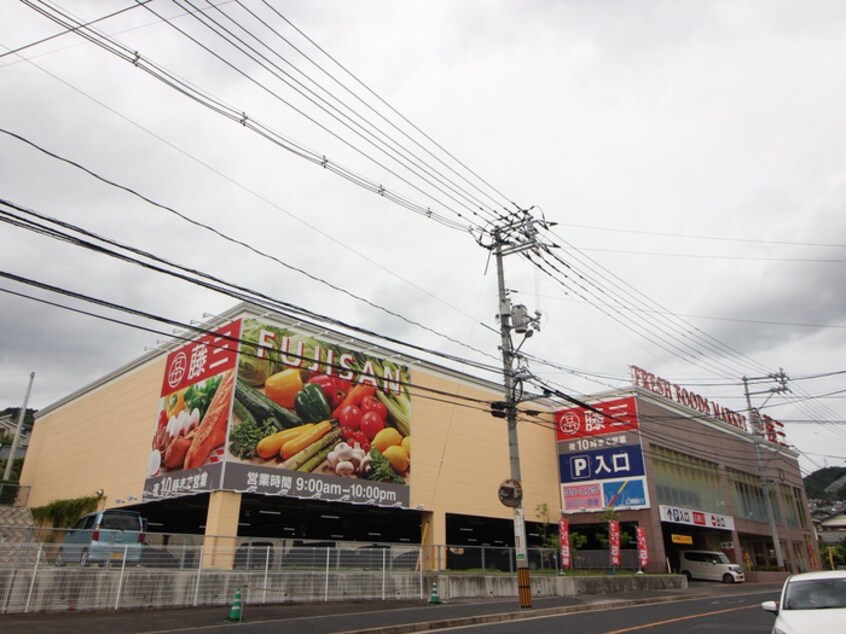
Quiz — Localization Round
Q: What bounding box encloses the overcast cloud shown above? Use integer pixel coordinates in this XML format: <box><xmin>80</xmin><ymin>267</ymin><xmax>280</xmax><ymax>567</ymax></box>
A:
<box><xmin>1</xmin><ymin>1</ymin><xmax>845</xmax><ymax>476</ymax></box>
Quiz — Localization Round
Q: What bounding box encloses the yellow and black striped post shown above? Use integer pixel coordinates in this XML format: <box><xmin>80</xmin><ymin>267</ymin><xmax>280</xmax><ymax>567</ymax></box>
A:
<box><xmin>517</xmin><ymin>567</ymin><xmax>532</xmax><ymax>608</ymax></box>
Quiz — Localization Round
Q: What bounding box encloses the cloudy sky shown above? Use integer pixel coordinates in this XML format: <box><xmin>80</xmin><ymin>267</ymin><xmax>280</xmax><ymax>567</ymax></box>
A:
<box><xmin>1</xmin><ymin>0</ymin><xmax>845</xmax><ymax>476</ymax></box>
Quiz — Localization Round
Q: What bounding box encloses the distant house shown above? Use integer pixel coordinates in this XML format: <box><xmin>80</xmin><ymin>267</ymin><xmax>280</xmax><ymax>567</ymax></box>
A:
<box><xmin>818</xmin><ymin>511</ymin><xmax>846</xmax><ymax>545</ymax></box>
<box><xmin>0</xmin><ymin>414</ymin><xmax>28</xmax><ymax>462</ymax></box>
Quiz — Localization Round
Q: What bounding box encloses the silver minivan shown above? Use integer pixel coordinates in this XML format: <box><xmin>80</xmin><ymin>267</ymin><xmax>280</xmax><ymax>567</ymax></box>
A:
<box><xmin>56</xmin><ymin>510</ymin><xmax>145</xmax><ymax>566</ymax></box>
<box><xmin>679</xmin><ymin>550</ymin><xmax>745</xmax><ymax>583</ymax></box>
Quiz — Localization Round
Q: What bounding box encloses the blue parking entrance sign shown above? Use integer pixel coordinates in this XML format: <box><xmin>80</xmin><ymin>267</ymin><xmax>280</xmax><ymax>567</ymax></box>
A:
<box><xmin>560</xmin><ymin>445</ymin><xmax>645</xmax><ymax>483</ymax></box>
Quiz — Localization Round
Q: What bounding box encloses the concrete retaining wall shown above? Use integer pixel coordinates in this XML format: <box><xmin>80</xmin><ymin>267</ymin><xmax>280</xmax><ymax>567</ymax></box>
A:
<box><xmin>437</xmin><ymin>574</ymin><xmax>686</xmax><ymax>600</ymax></box>
<box><xmin>0</xmin><ymin>567</ymin><xmax>685</xmax><ymax>614</ymax></box>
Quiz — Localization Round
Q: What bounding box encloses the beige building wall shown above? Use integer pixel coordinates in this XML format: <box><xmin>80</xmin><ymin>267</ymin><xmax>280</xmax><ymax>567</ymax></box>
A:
<box><xmin>21</xmin><ymin>342</ymin><xmax>561</xmax><ymax>547</ymax></box>
<box><xmin>410</xmin><ymin>368</ymin><xmax>560</xmax><ymax>545</ymax></box>
<box><xmin>21</xmin><ymin>356</ymin><xmax>165</xmax><ymax>509</ymax></box>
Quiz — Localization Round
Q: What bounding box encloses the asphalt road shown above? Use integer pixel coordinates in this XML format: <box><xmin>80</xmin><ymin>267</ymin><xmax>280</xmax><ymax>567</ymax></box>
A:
<box><xmin>0</xmin><ymin>583</ymin><xmax>782</xmax><ymax>634</ymax></box>
<box><xmin>423</xmin><ymin>589</ymin><xmax>778</xmax><ymax>633</ymax></box>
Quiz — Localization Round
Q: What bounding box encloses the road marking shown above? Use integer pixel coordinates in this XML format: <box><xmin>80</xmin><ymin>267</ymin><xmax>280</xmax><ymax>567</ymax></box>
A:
<box><xmin>603</xmin><ymin>604</ymin><xmax>756</xmax><ymax>633</ymax></box>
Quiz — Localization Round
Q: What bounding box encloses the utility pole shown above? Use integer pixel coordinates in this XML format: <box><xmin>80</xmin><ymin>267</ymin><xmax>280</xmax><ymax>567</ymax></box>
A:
<box><xmin>3</xmin><ymin>371</ymin><xmax>34</xmax><ymax>481</ymax></box>
<box><xmin>489</xmin><ymin>211</ymin><xmax>548</xmax><ymax>609</ymax></box>
<box><xmin>742</xmin><ymin>370</ymin><xmax>788</xmax><ymax>570</ymax></box>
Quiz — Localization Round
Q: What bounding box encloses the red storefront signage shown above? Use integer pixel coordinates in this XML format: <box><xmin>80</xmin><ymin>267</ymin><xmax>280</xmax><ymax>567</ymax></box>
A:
<box><xmin>555</xmin><ymin>397</ymin><xmax>639</xmax><ymax>440</ymax></box>
<box><xmin>559</xmin><ymin>517</ymin><xmax>571</xmax><ymax>570</ymax></box>
<box><xmin>609</xmin><ymin>520</ymin><xmax>621</xmax><ymax>567</ymax></box>
<box><xmin>161</xmin><ymin>320</ymin><xmax>241</xmax><ymax>395</ymax></box>
<box><xmin>636</xmin><ymin>526</ymin><xmax>649</xmax><ymax>569</ymax></box>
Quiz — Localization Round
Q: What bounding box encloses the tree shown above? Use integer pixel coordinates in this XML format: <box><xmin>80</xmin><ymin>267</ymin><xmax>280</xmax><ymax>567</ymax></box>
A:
<box><xmin>820</xmin><ymin>537</ymin><xmax>846</xmax><ymax>571</ymax></box>
<box><xmin>570</xmin><ymin>530</ymin><xmax>588</xmax><ymax>550</ymax></box>
<box><xmin>534</xmin><ymin>502</ymin><xmax>560</xmax><ymax>549</ymax></box>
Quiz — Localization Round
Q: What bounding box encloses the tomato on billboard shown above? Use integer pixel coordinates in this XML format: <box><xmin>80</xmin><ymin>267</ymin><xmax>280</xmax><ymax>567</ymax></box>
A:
<box><xmin>221</xmin><ymin>318</ymin><xmax>411</xmax><ymax>508</ymax></box>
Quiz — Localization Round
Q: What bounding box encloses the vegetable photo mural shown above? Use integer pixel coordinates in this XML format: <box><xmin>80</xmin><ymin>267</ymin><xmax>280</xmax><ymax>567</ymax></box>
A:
<box><xmin>221</xmin><ymin>318</ymin><xmax>411</xmax><ymax>508</ymax></box>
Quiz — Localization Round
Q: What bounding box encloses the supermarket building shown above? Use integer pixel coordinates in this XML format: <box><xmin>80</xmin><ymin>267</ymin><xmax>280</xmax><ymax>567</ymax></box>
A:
<box><xmin>19</xmin><ymin>304</ymin><xmax>819</xmax><ymax>573</ymax></box>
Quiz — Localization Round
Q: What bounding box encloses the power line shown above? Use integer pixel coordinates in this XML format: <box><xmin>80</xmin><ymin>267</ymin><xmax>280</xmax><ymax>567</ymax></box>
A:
<box><xmin>556</xmin><ymin>221</ymin><xmax>846</xmax><ymax>250</ymax></box>
<box><xmin>0</xmin><ymin>127</ymin><xmax>501</xmax><ymax>360</ymax></box>
<box><xmin>21</xmin><ymin>0</ymin><xmax>480</xmax><ymax>235</ymax></box>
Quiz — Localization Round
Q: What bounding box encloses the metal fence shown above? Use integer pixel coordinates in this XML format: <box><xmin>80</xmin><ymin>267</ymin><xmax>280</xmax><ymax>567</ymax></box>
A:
<box><xmin>0</xmin><ymin>527</ymin><xmax>638</xmax><ymax>613</ymax></box>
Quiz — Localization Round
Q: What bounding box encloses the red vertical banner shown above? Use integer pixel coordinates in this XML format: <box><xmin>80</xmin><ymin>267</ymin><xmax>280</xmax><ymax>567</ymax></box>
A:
<box><xmin>559</xmin><ymin>517</ymin><xmax>571</xmax><ymax>570</ymax></box>
<box><xmin>609</xmin><ymin>520</ymin><xmax>621</xmax><ymax>567</ymax></box>
<box><xmin>636</xmin><ymin>526</ymin><xmax>649</xmax><ymax>569</ymax></box>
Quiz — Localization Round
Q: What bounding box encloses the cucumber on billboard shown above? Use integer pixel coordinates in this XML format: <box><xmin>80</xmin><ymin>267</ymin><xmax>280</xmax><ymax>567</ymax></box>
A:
<box><xmin>221</xmin><ymin>318</ymin><xmax>411</xmax><ymax>507</ymax></box>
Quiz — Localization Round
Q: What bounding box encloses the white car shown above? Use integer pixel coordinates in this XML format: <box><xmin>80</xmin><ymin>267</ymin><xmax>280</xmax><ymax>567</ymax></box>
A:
<box><xmin>761</xmin><ymin>570</ymin><xmax>846</xmax><ymax>634</ymax></box>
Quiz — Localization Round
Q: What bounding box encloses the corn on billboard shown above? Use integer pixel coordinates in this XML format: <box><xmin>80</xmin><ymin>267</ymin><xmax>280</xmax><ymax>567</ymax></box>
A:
<box><xmin>144</xmin><ymin>317</ymin><xmax>411</xmax><ymax>507</ymax></box>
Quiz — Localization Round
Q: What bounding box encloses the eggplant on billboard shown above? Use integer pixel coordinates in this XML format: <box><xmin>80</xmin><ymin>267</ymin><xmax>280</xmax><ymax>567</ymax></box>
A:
<box><xmin>145</xmin><ymin>317</ymin><xmax>412</xmax><ymax>508</ymax></box>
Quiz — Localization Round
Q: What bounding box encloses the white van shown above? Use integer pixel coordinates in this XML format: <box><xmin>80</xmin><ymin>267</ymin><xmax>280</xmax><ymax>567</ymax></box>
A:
<box><xmin>679</xmin><ymin>550</ymin><xmax>745</xmax><ymax>583</ymax></box>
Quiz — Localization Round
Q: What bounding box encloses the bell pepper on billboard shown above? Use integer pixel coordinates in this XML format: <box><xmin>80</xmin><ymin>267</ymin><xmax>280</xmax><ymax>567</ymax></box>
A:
<box><xmin>264</xmin><ymin>368</ymin><xmax>304</xmax><ymax>408</ymax></box>
<box><xmin>294</xmin><ymin>382</ymin><xmax>332</xmax><ymax>422</ymax></box>
<box><xmin>306</xmin><ymin>374</ymin><xmax>351</xmax><ymax>409</ymax></box>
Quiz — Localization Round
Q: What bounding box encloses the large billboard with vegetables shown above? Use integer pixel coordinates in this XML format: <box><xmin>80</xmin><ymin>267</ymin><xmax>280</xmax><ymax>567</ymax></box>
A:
<box><xmin>222</xmin><ymin>318</ymin><xmax>411</xmax><ymax>506</ymax></box>
<box><xmin>145</xmin><ymin>317</ymin><xmax>412</xmax><ymax>508</ymax></box>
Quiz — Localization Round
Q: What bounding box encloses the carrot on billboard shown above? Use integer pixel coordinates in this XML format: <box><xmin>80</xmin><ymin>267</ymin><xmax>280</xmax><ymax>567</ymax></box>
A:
<box><xmin>221</xmin><ymin>318</ymin><xmax>411</xmax><ymax>508</ymax></box>
<box><xmin>144</xmin><ymin>320</ymin><xmax>242</xmax><ymax>499</ymax></box>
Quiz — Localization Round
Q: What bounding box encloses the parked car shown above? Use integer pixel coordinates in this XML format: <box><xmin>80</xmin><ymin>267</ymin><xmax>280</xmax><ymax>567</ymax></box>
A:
<box><xmin>139</xmin><ymin>545</ymin><xmax>180</xmax><ymax>568</ymax></box>
<box><xmin>761</xmin><ymin>570</ymin><xmax>846</xmax><ymax>633</ymax></box>
<box><xmin>56</xmin><ymin>510</ymin><xmax>145</xmax><ymax>566</ymax></box>
<box><xmin>678</xmin><ymin>550</ymin><xmax>744</xmax><ymax>583</ymax></box>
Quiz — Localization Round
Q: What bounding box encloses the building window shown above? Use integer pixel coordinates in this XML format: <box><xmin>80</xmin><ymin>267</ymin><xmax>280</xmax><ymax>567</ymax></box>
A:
<box><xmin>651</xmin><ymin>445</ymin><xmax>726</xmax><ymax>513</ymax></box>
<box><xmin>727</xmin><ymin>468</ymin><xmax>778</xmax><ymax>523</ymax></box>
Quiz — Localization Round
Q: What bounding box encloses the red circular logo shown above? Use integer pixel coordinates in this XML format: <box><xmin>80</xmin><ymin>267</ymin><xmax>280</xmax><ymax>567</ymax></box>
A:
<box><xmin>167</xmin><ymin>352</ymin><xmax>188</xmax><ymax>389</ymax></box>
<box><xmin>558</xmin><ymin>412</ymin><xmax>581</xmax><ymax>435</ymax></box>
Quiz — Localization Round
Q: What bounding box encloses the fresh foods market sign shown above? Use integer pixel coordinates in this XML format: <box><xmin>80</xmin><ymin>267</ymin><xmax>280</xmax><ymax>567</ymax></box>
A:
<box><xmin>631</xmin><ymin>365</ymin><xmax>748</xmax><ymax>431</ymax></box>
<box><xmin>145</xmin><ymin>317</ymin><xmax>411</xmax><ymax>508</ymax></box>
<box><xmin>631</xmin><ymin>365</ymin><xmax>788</xmax><ymax>445</ymax></box>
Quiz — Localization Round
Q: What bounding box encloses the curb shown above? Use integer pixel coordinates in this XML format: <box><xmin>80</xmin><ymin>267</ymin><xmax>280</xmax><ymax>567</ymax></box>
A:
<box><xmin>341</xmin><ymin>592</ymin><xmax>727</xmax><ymax>634</ymax></box>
